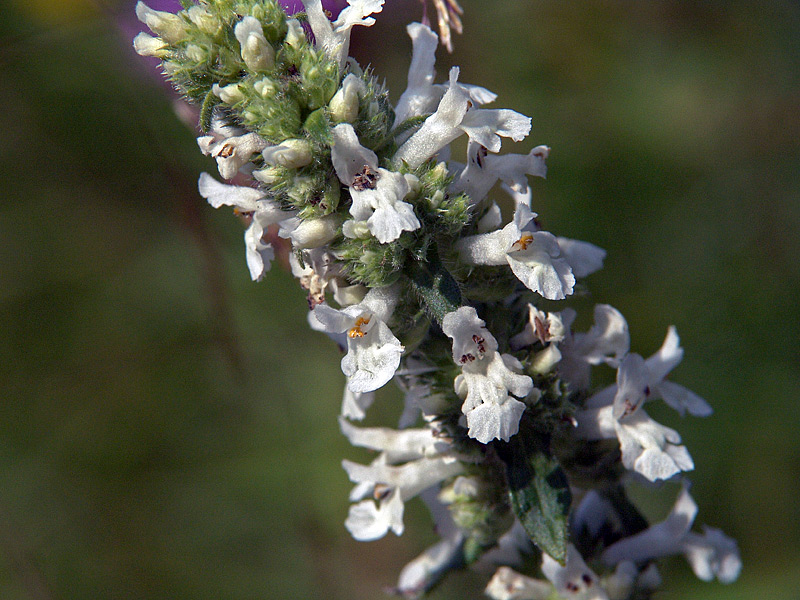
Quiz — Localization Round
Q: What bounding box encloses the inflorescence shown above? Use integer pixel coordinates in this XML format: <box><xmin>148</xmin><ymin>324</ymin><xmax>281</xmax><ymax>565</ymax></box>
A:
<box><xmin>135</xmin><ymin>1</ymin><xmax>741</xmax><ymax>597</ymax></box>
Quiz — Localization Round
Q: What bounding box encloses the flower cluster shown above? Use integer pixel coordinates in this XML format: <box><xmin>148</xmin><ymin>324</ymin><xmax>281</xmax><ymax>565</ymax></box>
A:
<box><xmin>135</xmin><ymin>1</ymin><xmax>740</xmax><ymax>598</ymax></box>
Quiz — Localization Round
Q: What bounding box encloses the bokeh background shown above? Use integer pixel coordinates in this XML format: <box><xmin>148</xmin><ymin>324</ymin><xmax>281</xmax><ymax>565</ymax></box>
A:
<box><xmin>1</xmin><ymin>0</ymin><xmax>798</xmax><ymax>598</ymax></box>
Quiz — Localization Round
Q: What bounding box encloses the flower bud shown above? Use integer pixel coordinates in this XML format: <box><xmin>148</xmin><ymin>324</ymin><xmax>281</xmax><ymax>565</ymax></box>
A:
<box><xmin>279</xmin><ymin>215</ymin><xmax>340</xmax><ymax>249</ymax></box>
<box><xmin>187</xmin><ymin>6</ymin><xmax>221</xmax><ymax>35</ymax></box>
<box><xmin>184</xmin><ymin>44</ymin><xmax>206</xmax><ymax>63</ymax></box>
<box><xmin>135</xmin><ymin>2</ymin><xmax>187</xmax><ymax>44</ymax></box>
<box><xmin>329</xmin><ymin>74</ymin><xmax>364</xmax><ymax>123</ymax></box>
<box><xmin>262</xmin><ymin>139</ymin><xmax>313</xmax><ymax>169</ymax></box>
<box><xmin>285</xmin><ymin>18</ymin><xmax>306</xmax><ymax>49</ymax></box>
<box><xmin>133</xmin><ymin>32</ymin><xmax>167</xmax><ymax>57</ymax></box>
<box><xmin>213</xmin><ymin>83</ymin><xmax>245</xmax><ymax>105</ymax></box>
<box><xmin>235</xmin><ymin>17</ymin><xmax>275</xmax><ymax>72</ymax></box>
<box><xmin>253</xmin><ymin>166</ymin><xmax>283</xmax><ymax>185</ymax></box>
<box><xmin>254</xmin><ymin>77</ymin><xmax>277</xmax><ymax>98</ymax></box>
<box><xmin>343</xmin><ymin>220</ymin><xmax>371</xmax><ymax>239</ymax></box>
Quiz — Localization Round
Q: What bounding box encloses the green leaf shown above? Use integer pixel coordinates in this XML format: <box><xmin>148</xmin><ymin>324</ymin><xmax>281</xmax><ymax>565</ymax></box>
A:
<box><xmin>406</xmin><ymin>245</ymin><xmax>462</xmax><ymax>325</ymax></box>
<box><xmin>498</xmin><ymin>433</ymin><xmax>572</xmax><ymax>564</ymax></box>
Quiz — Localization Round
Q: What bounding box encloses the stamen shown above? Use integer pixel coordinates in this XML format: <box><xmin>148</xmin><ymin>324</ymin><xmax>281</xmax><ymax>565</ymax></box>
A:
<box><xmin>351</xmin><ymin>165</ymin><xmax>379</xmax><ymax>191</ymax></box>
<box><xmin>511</xmin><ymin>233</ymin><xmax>534</xmax><ymax>251</ymax></box>
<box><xmin>471</xmin><ymin>334</ymin><xmax>486</xmax><ymax>355</ymax></box>
<box><xmin>459</xmin><ymin>353</ymin><xmax>476</xmax><ymax>364</ymax></box>
<box><xmin>217</xmin><ymin>143</ymin><xmax>235</xmax><ymax>158</ymax></box>
<box><xmin>348</xmin><ymin>316</ymin><xmax>372</xmax><ymax>338</ymax></box>
<box><xmin>534</xmin><ymin>315</ymin><xmax>550</xmax><ymax>343</ymax></box>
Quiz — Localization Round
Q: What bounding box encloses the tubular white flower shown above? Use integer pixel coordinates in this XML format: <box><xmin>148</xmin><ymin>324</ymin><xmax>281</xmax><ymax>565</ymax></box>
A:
<box><xmin>443</xmin><ymin>307</ymin><xmax>533</xmax><ymax>443</ymax></box>
<box><xmin>288</xmin><ymin>248</ymin><xmax>340</xmax><ymax>307</ymax></box>
<box><xmin>394</xmin><ymin>22</ymin><xmax>441</xmax><ymax>126</ymax></box>
<box><xmin>451</xmin><ymin>141</ymin><xmax>549</xmax><ymax>205</ymax></box>
<box><xmin>312</xmin><ymin>286</ymin><xmax>403</xmax><ymax>393</ymax></box>
<box><xmin>394</xmin><ymin>67</ymin><xmax>531</xmax><ymax>169</ymax></box>
<box><xmin>301</xmin><ymin>0</ymin><xmax>384</xmax><ymax>67</ymax></box>
<box><xmin>510</xmin><ymin>304</ymin><xmax>566</xmax><ymax>351</ymax></box>
<box><xmin>393</xmin><ymin>488</ymin><xmax>464</xmax><ymax>597</ymax></box>
<box><xmin>395</xmin><ymin>529</ymin><xmax>464</xmax><ymax>598</ymax></box>
<box><xmin>575</xmin><ymin>402</ymin><xmax>694</xmax><ymax>481</ymax></box>
<box><xmin>198</xmin><ymin>132</ymin><xmax>267</xmax><ymax>180</ymax></box>
<box><xmin>457</xmin><ymin>203</ymin><xmax>575</xmax><ymax>300</ymax></box>
<box><xmin>584</xmin><ymin>327</ymin><xmax>712</xmax><ymax>418</ymax></box>
<box><xmin>602</xmin><ymin>484</ymin><xmax>741</xmax><ymax>584</ymax></box>
<box><xmin>340</xmin><ymin>381</ymin><xmax>375</xmax><ymax>420</ymax></box>
<box><xmin>284</xmin><ymin>18</ymin><xmax>306</xmax><ymax>48</ymax></box>
<box><xmin>558</xmin><ymin>304</ymin><xmax>629</xmax><ymax>391</ymax></box>
<box><xmin>342</xmin><ymin>456</ymin><xmax>463</xmax><ymax>541</ymax></box>
<box><xmin>345</xmin><ymin>487</ymin><xmax>405</xmax><ymax>541</ymax></box>
<box><xmin>197</xmin><ymin>173</ymin><xmax>288</xmax><ymax>281</ymax></box>
<box><xmin>234</xmin><ymin>16</ymin><xmax>275</xmax><ymax>71</ymax></box>
<box><xmin>186</xmin><ymin>5</ymin><xmax>221</xmax><ymax>35</ymax></box>
<box><xmin>212</xmin><ymin>82</ymin><xmax>245</xmax><ymax>105</ymax></box>
<box><xmin>339</xmin><ymin>417</ymin><xmax>447</xmax><ymax>464</ymax></box>
<box><xmin>331</xmin><ymin>123</ymin><xmax>420</xmax><ymax>243</ymax></box>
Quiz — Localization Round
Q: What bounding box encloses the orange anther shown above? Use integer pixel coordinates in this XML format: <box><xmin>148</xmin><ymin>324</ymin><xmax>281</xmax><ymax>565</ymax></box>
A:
<box><xmin>511</xmin><ymin>233</ymin><xmax>534</xmax><ymax>252</ymax></box>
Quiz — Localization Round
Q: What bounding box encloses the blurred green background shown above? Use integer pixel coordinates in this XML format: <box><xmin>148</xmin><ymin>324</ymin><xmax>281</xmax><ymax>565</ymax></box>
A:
<box><xmin>1</xmin><ymin>0</ymin><xmax>798</xmax><ymax>598</ymax></box>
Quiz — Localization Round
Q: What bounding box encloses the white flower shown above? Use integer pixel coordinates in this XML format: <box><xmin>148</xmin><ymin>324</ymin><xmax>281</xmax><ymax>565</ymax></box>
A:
<box><xmin>342</xmin><ymin>455</ymin><xmax>463</xmax><ymax>541</ymax></box>
<box><xmin>457</xmin><ymin>203</ymin><xmax>575</xmax><ymax>300</ymax></box>
<box><xmin>339</xmin><ymin>417</ymin><xmax>448</xmax><ymax>464</ymax></box>
<box><xmin>558</xmin><ymin>304</ymin><xmax>629</xmax><ymax>391</ymax></box>
<box><xmin>603</xmin><ymin>484</ymin><xmax>741</xmax><ymax>584</ymax></box>
<box><xmin>451</xmin><ymin>141</ymin><xmax>549</xmax><ymax>205</ymax></box>
<box><xmin>442</xmin><ymin>307</ymin><xmax>533</xmax><ymax>443</ymax></box>
<box><xmin>393</xmin><ymin>488</ymin><xmax>464</xmax><ymax>597</ymax></box>
<box><xmin>485</xmin><ymin>567</ymin><xmax>551</xmax><ymax>600</ymax></box>
<box><xmin>394</xmin><ymin>67</ymin><xmax>531</xmax><ymax>169</ymax></box>
<box><xmin>312</xmin><ymin>286</ymin><xmax>404</xmax><ymax>393</ymax></box>
<box><xmin>301</xmin><ymin>0</ymin><xmax>384</xmax><ymax>67</ymax></box>
<box><xmin>197</xmin><ymin>132</ymin><xmax>267</xmax><ymax>180</ymax></box>
<box><xmin>510</xmin><ymin>304</ymin><xmax>566</xmax><ymax>351</ymax></box>
<box><xmin>584</xmin><ymin>327</ymin><xmax>713</xmax><ymax>418</ymax></box>
<box><xmin>394</xmin><ymin>22</ymin><xmax>441</xmax><ymax>126</ymax></box>
<box><xmin>331</xmin><ymin>123</ymin><xmax>420</xmax><ymax>243</ymax></box>
<box><xmin>288</xmin><ymin>248</ymin><xmax>339</xmax><ymax>307</ymax></box>
<box><xmin>541</xmin><ymin>545</ymin><xmax>609</xmax><ymax>600</ymax></box>
<box><xmin>575</xmin><ymin>400</ymin><xmax>695</xmax><ymax>482</ymax></box>
<box><xmin>577</xmin><ymin>349</ymin><xmax>698</xmax><ymax>481</ymax></box>
<box><xmin>234</xmin><ymin>16</ymin><xmax>275</xmax><ymax>71</ymax></box>
<box><xmin>135</xmin><ymin>1</ymin><xmax>187</xmax><ymax>44</ymax></box>
<box><xmin>197</xmin><ymin>173</ymin><xmax>289</xmax><ymax>281</ymax></box>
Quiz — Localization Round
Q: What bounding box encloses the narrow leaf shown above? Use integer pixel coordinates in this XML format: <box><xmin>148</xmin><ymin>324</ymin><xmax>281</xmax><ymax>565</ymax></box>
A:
<box><xmin>499</xmin><ymin>433</ymin><xmax>572</xmax><ymax>564</ymax></box>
